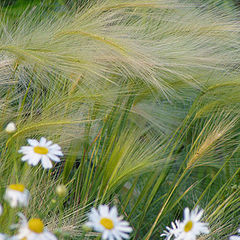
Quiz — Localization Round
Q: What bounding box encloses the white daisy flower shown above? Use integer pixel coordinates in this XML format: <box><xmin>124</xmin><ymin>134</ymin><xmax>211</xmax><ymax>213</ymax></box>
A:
<box><xmin>5</xmin><ymin>122</ymin><xmax>16</xmax><ymax>133</ymax></box>
<box><xmin>14</xmin><ymin>213</ymin><xmax>57</xmax><ymax>240</ymax></box>
<box><xmin>86</xmin><ymin>205</ymin><xmax>132</xmax><ymax>240</ymax></box>
<box><xmin>18</xmin><ymin>137</ymin><xmax>63</xmax><ymax>169</ymax></box>
<box><xmin>230</xmin><ymin>228</ymin><xmax>240</xmax><ymax>240</ymax></box>
<box><xmin>161</xmin><ymin>220</ymin><xmax>181</xmax><ymax>240</ymax></box>
<box><xmin>176</xmin><ymin>207</ymin><xmax>209</xmax><ymax>240</ymax></box>
<box><xmin>4</xmin><ymin>184</ymin><xmax>30</xmax><ymax>208</ymax></box>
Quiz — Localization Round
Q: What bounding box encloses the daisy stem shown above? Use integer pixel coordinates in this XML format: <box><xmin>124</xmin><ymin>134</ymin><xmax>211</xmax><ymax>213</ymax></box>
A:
<box><xmin>6</xmin><ymin>207</ymin><xmax>16</xmax><ymax>234</ymax></box>
<box><xmin>58</xmin><ymin>197</ymin><xmax>64</xmax><ymax>229</ymax></box>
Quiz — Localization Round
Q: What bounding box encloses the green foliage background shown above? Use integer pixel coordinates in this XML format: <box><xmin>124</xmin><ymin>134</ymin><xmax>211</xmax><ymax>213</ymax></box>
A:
<box><xmin>0</xmin><ymin>0</ymin><xmax>239</xmax><ymax>240</ymax></box>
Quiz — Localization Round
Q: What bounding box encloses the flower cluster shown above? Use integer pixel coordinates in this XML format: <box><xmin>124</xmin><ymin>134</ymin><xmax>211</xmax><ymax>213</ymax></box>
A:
<box><xmin>161</xmin><ymin>207</ymin><xmax>240</xmax><ymax>240</ymax></box>
<box><xmin>161</xmin><ymin>207</ymin><xmax>209</xmax><ymax>240</ymax></box>
<box><xmin>0</xmin><ymin>137</ymin><xmax>63</xmax><ymax>239</ymax></box>
<box><xmin>0</xmin><ymin>183</ymin><xmax>57</xmax><ymax>240</ymax></box>
<box><xmin>3</xmin><ymin>136</ymin><xmax>133</xmax><ymax>240</ymax></box>
<box><xmin>1</xmin><ymin>134</ymin><xmax>238</xmax><ymax>240</ymax></box>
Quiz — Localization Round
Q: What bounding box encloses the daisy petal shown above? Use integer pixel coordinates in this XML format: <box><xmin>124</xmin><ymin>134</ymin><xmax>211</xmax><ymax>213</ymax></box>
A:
<box><xmin>40</xmin><ymin>137</ymin><xmax>47</xmax><ymax>145</ymax></box>
<box><xmin>47</xmin><ymin>154</ymin><xmax>60</xmax><ymax>162</ymax></box>
<box><xmin>27</xmin><ymin>139</ymin><xmax>39</xmax><ymax>146</ymax></box>
<box><xmin>41</xmin><ymin>156</ymin><xmax>53</xmax><ymax>169</ymax></box>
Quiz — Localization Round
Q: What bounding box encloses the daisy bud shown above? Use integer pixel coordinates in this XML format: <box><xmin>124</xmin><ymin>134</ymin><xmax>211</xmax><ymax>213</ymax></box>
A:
<box><xmin>56</xmin><ymin>185</ymin><xmax>67</xmax><ymax>198</ymax></box>
<box><xmin>5</xmin><ymin>122</ymin><xmax>16</xmax><ymax>134</ymax></box>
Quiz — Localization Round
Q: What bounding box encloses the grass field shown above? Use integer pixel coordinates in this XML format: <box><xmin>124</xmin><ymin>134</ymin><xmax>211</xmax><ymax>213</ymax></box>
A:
<box><xmin>0</xmin><ymin>0</ymin><xmax>239</xmax><ymax>239</ymax></box>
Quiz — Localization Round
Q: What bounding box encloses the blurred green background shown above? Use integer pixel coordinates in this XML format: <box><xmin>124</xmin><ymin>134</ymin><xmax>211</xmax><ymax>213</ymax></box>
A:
<box><xmin>0</xmin><ymin>0</ymin><xmax>239</xmax><ymax>8</ymax></box>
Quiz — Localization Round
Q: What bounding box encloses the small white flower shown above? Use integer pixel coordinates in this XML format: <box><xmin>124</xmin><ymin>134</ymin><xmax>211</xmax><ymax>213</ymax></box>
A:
<box><xmin>86</xmin><ymin>205</ymin><xmax>132</xmax><ymax>240</ymax></box>
<box><xmin>14</xmin><ymin>214</ymin><xmax>57</xmax><ymax>240</ymax></box>
<box><xmin>4</xmin><ymin>184</ymin><xmax>30</xmax><ymax>208</ymax></box>
<box><xmin>161</xmin><ymin>220</ymin><xmax>181</xmax><ymax>240</ymax></box>
<box><xmin>5</xmin><ymin>122</ymin><xmax>16</xmax><ymax>133</ymax></box>
<box><xmin>19</xmin><ymin>137</ymin><xmax>63</xmax><ymax>169</ymax></box>
<box><xmin>176</xmin><ymin>207</ymin><xmax>209</xmax><ymax>240</ymax></box>
<box><xmin>230</xmin><ymin>228</ymin><xmax>240</xmax><ymax>240</ymax></box>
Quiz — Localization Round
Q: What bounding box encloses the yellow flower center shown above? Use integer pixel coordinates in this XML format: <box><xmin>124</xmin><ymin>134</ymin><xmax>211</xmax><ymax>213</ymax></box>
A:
<box><xmin>184</xmin><ymin>220</ymin><xmax>193</xmax><ymax>232</ymax></box>
<box><xmin>28</xmin><ymin>218</ymin><xmax>44</xmax><ymax>233</ymax></box>
<box><xmin>9</xmin><ymin>184</ymin><xmax>25</xmax><ymax>192</ymax></box>
<box><xmin>100</xmin><ymin>218</ymin><xmax>114</xmax><ymax>230</ymax></box>
<box><xmin>34</xmin><ymin>146</ymin><xmax>48</xmax><ymax>155</ymax></box>
<box><xmin>21</xmin><ymin>238</ymin><xmax>27</xmax><ymax>240</ymax></box>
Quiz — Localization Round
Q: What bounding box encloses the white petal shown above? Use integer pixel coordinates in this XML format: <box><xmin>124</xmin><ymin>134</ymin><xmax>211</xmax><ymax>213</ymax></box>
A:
<box><xmin>41</xmin><ymin>156</ymin><xmax>53</xmax><ymax>169</ymax></box>
<box><xmin>90</xmin><ymin>207</ymin><xmax>99</xmax><ymax>217</ymax></box>
<box><xmin>118</xmin><ymin>231</ymin><xmax>130</xmax><ymax>239</ymax></box>
<box><xmin>50</xmin><ymin>150</ymin><xmax>63</xmax><ymax>156</ymax></box>
<box><xmin>49</xmin><ymin>144</ymin><xmax>61</xmax><ymax>151</ymax></box>
<box><xmin>47</xmin><ymin>154</ymin><xmax>60</xmax><ymax>162</ymax></box>
<box><xmin>40</xmin><ymin>137</ymin><xmax>47</xmax><ymax>145</ymax></box>
<box><xmin>110</xmin><ymin>206</ymin><xmax>118</xmax><ymax>218</ymax></box>
<box><xmin>43</xmin><ymin>231</ymin><xmax>58</xmax><ymax>240</ymax></box>
<box><xmin>27</xmin><ymin>139</ymin><xmax>39</xmax><ymax>146</ymax></box>
<box><xmin>108</xmin><ymin>233</ymin><xmax>115</xmax><ymax>240</ymax></box>
<box><xmin>184</xmin><ymin>208</ymin><xmax>190</xmax><ymax>220</ymax></box>
<box><xmin>102</xmin><ymin>230</ymin><xmax>110</xmax><ymax>240</ymax></box>
<box><xmin>195</xmin><ymin>209</ymin><xmax>203</xmax><ymax>221</ymax></box>
<box><xmin>230</xmin><ymin>236</ymin><xmax>240</xmax><ymax>240</ymax></box>
<box><xmin>21</xmin><ymin>155</ymin><xmax>32</xmax><ymax>162</ymax></box>
<box><xmin>116</xmin><ymin>225</ymin><xmax>132</xmax><ymax>233</ymax></box>
<box><xmin>111</xmin><ymin>229</ymin><xmax>123</xmax><ymax>240</ymax></box>
<box><xmin>46</xmin><ymin>140</ymin><xmax>53</xmax><ymax>146</ymax></box>
<box><xmin>99</xmin><ymin>205</ymin><xmax>110</xmax><ymax>217</ymax></box>
<box><xmin>94</xmin><ymin>223</ymin><xmax>105</xmax><ymax>232</ymax></box>
<box><xmin>18</xmin><ymin>146</ymin><xmax>33</xmax><ymax>153</ymax></box>
<box><xmin>28</xmin><ymin>154</ymin><xmax>41</xmax><ymax>166</ymax></box>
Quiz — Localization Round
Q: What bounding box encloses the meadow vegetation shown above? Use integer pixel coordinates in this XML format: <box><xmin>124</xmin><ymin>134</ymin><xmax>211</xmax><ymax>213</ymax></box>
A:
<box><xmin>0</xmin><ymin>0</ymin><xmax>239</xmax><ymax>239</ymax></box>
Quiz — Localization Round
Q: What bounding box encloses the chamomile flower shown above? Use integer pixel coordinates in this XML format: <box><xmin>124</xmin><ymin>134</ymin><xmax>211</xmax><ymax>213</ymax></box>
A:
<box><xmin>176</xmin><ymin>207</ymin><xmax>209</xmax><ymax>240</ymax></box>
<box><xmin>86</xmin><ymin>205</ymin><xmax>132</xmax><ymax>240</ymax></box>
<box><xmin>161</xmin><ymin>220</ymin><xmax>181</xmax><ymax>240</ymax></box>
<box><xmin>230</xmin><ymin>229</ymin><xmax>240</xmax><ymax>240</ymax></box>
<box><xmin>14</xmin><ymin>213</ymin><xmax>57</xmax><ymax>240</ymax></box>
<box><xmin>19</xmin><ymin>137</ymin><xmax>63</xmax><ymax>169</ymax></box>
<box><xmin>4</xmin><ymin>184</ymin><xmax>30</xmax><ymax>208</ymax></box>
